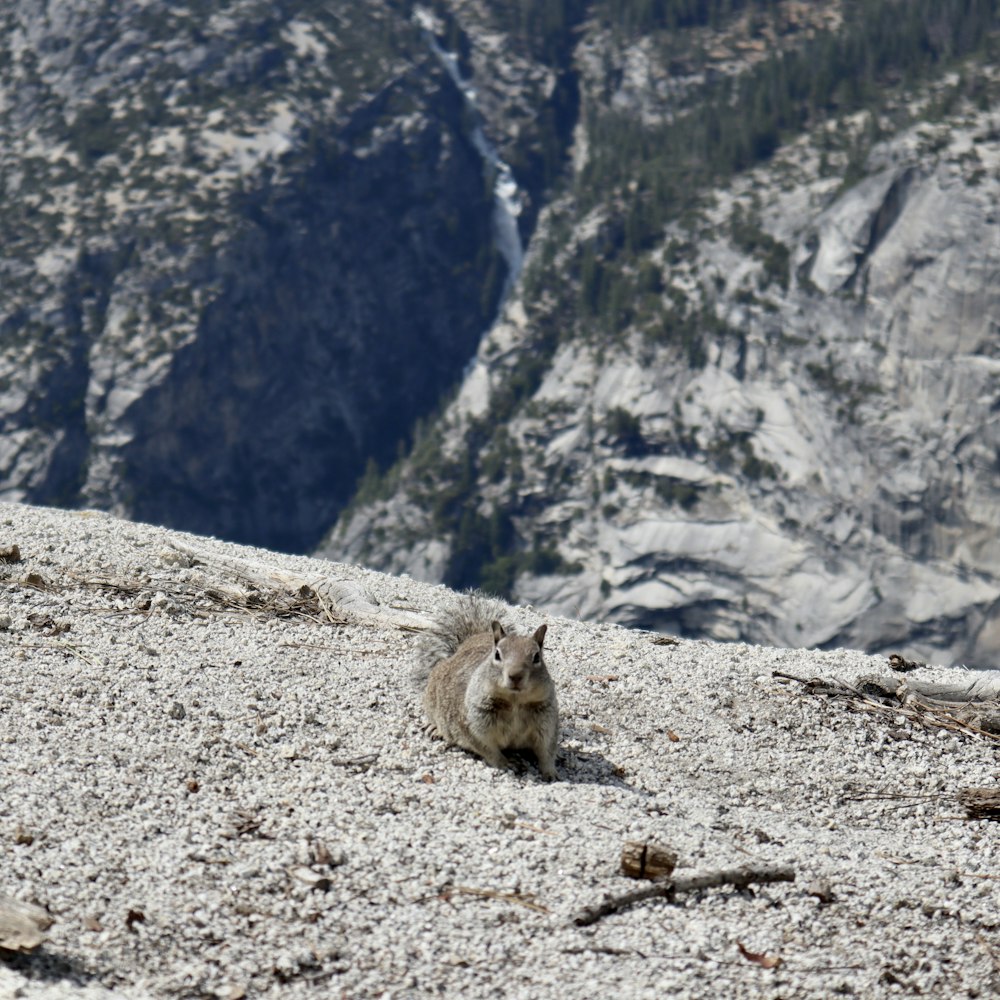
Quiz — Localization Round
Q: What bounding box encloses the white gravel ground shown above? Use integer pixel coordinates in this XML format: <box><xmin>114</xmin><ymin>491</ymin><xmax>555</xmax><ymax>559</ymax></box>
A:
<box><xmin>1</xmin><ymin>501</ymin><xmax>998</xmax><ymax>999</ymax></box>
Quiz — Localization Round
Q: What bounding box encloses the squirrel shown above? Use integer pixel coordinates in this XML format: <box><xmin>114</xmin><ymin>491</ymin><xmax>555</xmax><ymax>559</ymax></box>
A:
<box><xmin>412</xmin><ymin>593</ymin><xmax>559</xmax><ymax>780</ymax></box>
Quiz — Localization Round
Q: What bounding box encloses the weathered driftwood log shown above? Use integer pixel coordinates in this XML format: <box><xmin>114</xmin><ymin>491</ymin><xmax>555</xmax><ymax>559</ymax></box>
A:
<box><xmin>902</xmin><ymin>672</ymin><xmax>1000</xmax><ymax>703</ymax></box>
<box><xmin>901</xmin><ymin>675</ymin><xmax>1000</xmax><ymax>735</ymax></box>
<box><xmin>166</xmin><ymin>541</ymin><xmax>434</xmax><ymax>630</ymax></box>
<box><xmin>620</xmin><ymin>841</ymin><xmax>678</xmax><ymax>880</ymax></box>
<box><xmin>573</xmin><ymin>864</ymin><xmax>795</xmax><ymax>927</ymax></box>
<box><xmin>957</xmin><ymin>788</ymin><xmax>1000</xmax><ymax>820</ymax></box>
<box><xmin>0</xmin><ymin>894</ymin><xmax>52</xmax><ymax>953</ymax></box>
<box><xmin>773</xmin><ymin>669</ymin><xmax>1000</xmax><ymax>741</ymax></box>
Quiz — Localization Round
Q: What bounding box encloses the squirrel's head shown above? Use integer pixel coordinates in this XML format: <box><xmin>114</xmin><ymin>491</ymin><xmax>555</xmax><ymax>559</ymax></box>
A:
<box><xmin>490</xmin><ymin>621</ymin><xmax>548</xmax><ymax>694</ymax></box>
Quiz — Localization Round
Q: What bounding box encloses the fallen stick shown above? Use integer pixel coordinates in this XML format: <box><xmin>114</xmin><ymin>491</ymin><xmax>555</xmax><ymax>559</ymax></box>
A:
<box><xmin>573</xmin><ymin>864</ymin><xmax>795</xmax><ymax>927</ymax></box>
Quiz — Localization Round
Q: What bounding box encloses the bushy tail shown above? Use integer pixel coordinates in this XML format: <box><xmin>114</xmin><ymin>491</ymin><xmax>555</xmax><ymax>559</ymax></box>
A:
<box><xmin>411</xmin><ymin>590</ymin><xmax>510</xmax><ymax>690</ymax></box>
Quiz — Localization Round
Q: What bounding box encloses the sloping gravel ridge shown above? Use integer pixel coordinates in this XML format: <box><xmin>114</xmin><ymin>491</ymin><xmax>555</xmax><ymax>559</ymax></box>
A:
<box><xmin>0</xmin><ymin>501</ymin><xmax>998</xmax><ymax>999</ymax></box>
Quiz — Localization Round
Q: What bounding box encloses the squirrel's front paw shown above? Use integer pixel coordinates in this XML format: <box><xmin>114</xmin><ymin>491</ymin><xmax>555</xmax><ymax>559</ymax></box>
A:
<box><xmin>537</xmin><ymin>753</ymin><xmax>559</xmax><ymax>781</ymax></box>
<box><xmin>483</xmin><ymin>751</ymin><xmax>514</xmax><ymax>771</ymax></box>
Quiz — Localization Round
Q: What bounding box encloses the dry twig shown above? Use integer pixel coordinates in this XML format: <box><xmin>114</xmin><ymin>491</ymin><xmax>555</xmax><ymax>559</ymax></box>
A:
<box><xmin>19</xmin><ymin>638</ymin><xmax>103</xmax><ymax>668</ymax></box>
<box><xmin>573</xmin><ymin>864</ymin><xmax>795</xmax><ymax>927</ymax></box>
<box><xmin>414</xmin><ymin>885</ymin><xmax>549</xmax><ymax>914</ymax></box>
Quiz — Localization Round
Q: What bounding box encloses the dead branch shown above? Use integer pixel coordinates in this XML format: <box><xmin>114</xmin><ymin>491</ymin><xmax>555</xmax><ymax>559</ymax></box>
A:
<box><xmin>573</xmin><ymin>864</ymin><xmax>795</xmax><ymax>927</ymax></box>
<box><xmin>957</xmin><ymin>788</ymin><xmax>1000</xmax><ymax>820</ymax></box>
<box><xmin>771</xmin><ymin>670</ymin><xmax>855</xmax><ymax>697</ymax></box>
<box><xmin>773</xmin><ymin>670</ymin><xmax>1000</xmax><ymax>745</ymax></box>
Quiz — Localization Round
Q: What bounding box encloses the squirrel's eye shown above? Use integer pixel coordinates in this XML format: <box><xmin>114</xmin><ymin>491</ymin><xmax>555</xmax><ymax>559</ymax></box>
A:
<box><xmin>533</xmin><ymin>653</ymin><xmax>540</xmax><ymax>663</ymax></box>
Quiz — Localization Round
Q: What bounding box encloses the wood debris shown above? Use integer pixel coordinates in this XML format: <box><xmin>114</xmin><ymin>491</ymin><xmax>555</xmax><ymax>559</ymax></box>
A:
<box><xmin>309</xmin><ymin>839</ymin><xmax>341</xmax><ymax>867</ymax></box>
<box><xmin>573</xmin><ymin>864</ymin><xmax>795</xmax><ymax>927</ymax></box>
<box><xmin>737</xmin><ymin>941</ymin><xmax>783</xmax><ymax>969</ymax></box>
<box><xmin>957</xmin><ymin>787</ymin><xmax>1000</xmax><ymax>820</ymax></box>
<box><xmin>66</xmin><ymin>569</ymin><xmax>348</xmax><ymax>625</ymax></box>
<box><xmin>888</xmin><ymin>653</ymin><xmax>924</xmax><ymax>672</ymax></box>
<box><xmin>773</xmin><ymin>670</ymin><xmax>1000</xmax><ymax>744</ymax></box>
<box><xmin>446</xmin><ymin>886</ymin><xmax>549</xmax><ymax>914</ymax></box>
<box><xmin>164</xmin><ymin>540</ymin><xmax>433</xmax><ymax>630</ymax></box>
<box><xmin>26</xmin><ymin>612</ymin><xmax>70</xmax><ymax>635</ymax></box>
<box><xmin>0</xmin><ymin>894</ymin><xmax>53</xmax><ymax>953</ymax></box>
<box><xmin>411</xmin><ymin>883</ymin><xmax>549</xmax><ymax>914</ymax></box>
<box><xmin>620</xmin><ymin>841</ymin><xmax>677</xmax><ymax>880</ymax></box>
<box><xmin>288</xmin><ymin>866</ymin><xmax>332</xmax><ymax>891</ymax></box>
<box><xmin>804</xmin><ymin>879</ymin><xmax>836</xmax><ymax>904</ymax></box>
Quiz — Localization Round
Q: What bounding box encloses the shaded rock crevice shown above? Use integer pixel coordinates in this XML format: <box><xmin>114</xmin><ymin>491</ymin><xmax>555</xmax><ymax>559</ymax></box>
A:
<box><xmin>116</xmin><ymin>72</ymin><xmax>501</xmax><ymax>552</ymax></box>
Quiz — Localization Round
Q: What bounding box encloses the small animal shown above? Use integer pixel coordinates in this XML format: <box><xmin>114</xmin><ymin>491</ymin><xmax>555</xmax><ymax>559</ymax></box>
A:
<box><xmin>414</xmin><ymin>594</ymin><xmax>559</xmax><ymax>779</ymax></box>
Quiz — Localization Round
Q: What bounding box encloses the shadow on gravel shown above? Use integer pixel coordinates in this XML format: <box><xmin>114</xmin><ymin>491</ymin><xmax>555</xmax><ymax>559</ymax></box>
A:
<box><xmin>504</xmin><ymin>746</ymin><xmax>641</xmax><ymax>791</ymax></box>
<box><xmin>2</xmin><ymin>949</ymin><xmax>101</xmax><ymax>988</ymax></box>
<box><xmin>556</xmin><ymin>750</ymin><xmax>642</xmax><ymax>791</ymax></box>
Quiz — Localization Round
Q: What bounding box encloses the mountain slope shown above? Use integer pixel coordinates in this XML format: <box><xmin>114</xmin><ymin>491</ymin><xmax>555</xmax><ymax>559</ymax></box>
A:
<box><xmin>4</xmin><ymin>0</ymin><xmax>1000</xmax><ymax>664</ymax></box>
<box><xmin>0</xmin><ymin>0</ymin><xmax>566</xmax><ymax>552</ymax></box>
<box><xmin>322</xmin><ymin>1</ymin><xmax>1000</xmax><ymax>667</ymax></box>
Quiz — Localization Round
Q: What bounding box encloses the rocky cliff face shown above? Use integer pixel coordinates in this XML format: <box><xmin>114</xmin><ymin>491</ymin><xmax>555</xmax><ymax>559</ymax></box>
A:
<box><xmin>0</xmin><ymin>0</ymin><xmax>562</xmax><ymax>552</ymax></box>
<box><xmin>322</xmin><ymin>8</ymin><xmax>1000</xmax><ymax>669</ymax></box>
<box><xmin>6</xmin><ymin>0</ymin><xmax>1000</xmax><ymax>666</ymax></box>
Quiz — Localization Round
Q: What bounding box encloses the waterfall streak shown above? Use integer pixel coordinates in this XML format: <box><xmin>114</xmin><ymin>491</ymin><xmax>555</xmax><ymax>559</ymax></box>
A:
<box><xmin>414</xmin><ymin>8</ymin><xmax>524</xmax><ymax>304</ymax></box>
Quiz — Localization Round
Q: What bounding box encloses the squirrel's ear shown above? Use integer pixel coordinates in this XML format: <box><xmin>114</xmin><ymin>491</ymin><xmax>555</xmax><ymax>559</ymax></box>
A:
<box><xmin>491</xmin><ymin>621</ymin><xmax>506</xmax><ymax>644</ymax></box>
<box><xmin>532</xmin><ymin>623</ymin><xmax>547</xmax><ymax>648</ymax></box>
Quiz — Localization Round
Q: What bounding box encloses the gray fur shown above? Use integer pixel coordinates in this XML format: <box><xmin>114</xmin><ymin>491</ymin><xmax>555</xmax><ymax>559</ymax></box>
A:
<box><xmin>411</xmin><ymin>592</ymin><xmax>510</xmax><ymax>690</ymax></box>
<box><xmin>413</xmin><ymin>592</ymin><xmax>559</xmax><ymax>780</ymax></box>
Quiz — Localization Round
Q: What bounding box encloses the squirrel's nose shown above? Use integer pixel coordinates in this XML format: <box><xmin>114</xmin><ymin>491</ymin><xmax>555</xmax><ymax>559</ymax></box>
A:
<box><xmin>507</xmin><ymin>672</ymin><xmax>523</xmax><ymax>690</ymax></box>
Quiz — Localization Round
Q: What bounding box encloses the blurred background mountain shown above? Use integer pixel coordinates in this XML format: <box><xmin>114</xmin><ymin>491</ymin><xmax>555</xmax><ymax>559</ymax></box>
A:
<box><xmin>4</xmin><ymin>0</ymin><xmax>1000</xmax><ymax>664</ymax></box>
